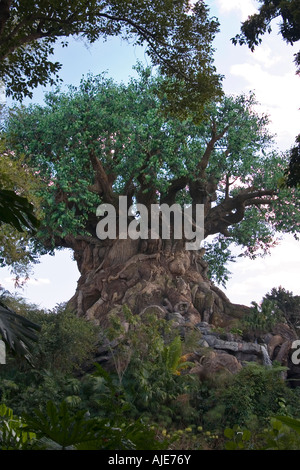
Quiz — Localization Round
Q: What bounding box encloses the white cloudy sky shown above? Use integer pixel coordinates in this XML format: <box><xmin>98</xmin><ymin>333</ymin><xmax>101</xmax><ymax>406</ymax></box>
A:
<box><xmin>0</xmin><ymin>0</ymin><xmax>299</xmax><ymax>308</ymax></box>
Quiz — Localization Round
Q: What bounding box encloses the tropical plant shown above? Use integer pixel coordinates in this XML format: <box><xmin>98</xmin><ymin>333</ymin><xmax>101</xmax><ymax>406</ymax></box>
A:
<box><xmin>242</xmin><ymin>298</ymin><xmax>284</xmax><ymax>337</ymax></box>
<box><xmin>264</xmin><ymin>286</ymin><xmax>300</xmax><ymax>332</ymax></box>
<box><xmin>22</xmin><ymin>400</ymin><xmax>168</xmax><ymax>450</ymax></box>
<box><xmin>0</xmin><ymin>403</ymin><xmax>36</xmax><ymax>450</ymax></box>
<box><xmin>0</xmin><ymin>296</ymin><xmax>41</xmax><ymax>365</ymax></box>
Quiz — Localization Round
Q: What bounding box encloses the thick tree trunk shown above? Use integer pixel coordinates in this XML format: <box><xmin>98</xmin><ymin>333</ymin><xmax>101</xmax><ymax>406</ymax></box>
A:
<box><xmin>67</xmin><ymin>235</ymin><xmax>247</xmax><ymax>330</ymax></box>
<box><xmin>66</xmin><ymin>235</ymin><xmax>300</xmax><ymax>385</ymax></box>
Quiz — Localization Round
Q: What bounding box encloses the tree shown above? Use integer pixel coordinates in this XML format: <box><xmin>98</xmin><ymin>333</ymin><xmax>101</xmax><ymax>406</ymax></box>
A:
<box><xmin>0</xmin><ymin>288</ymin><xmax>41</xmax><ymax>364</ymax></box>
<box><xmin>0</xmin><ymin>0</ymin><xmax>221</xmax><ymax>118</ymax></box>
<box><xmin>265</xmin><ymin>286</ymin><xmax>300</xmax><ymax>331</ymax></box>
<box><xmin>4</xmin><ymin>68</ymin><xmax>300</xmax><ymax>325</ymax></box>
<box><xmin>232</xmin><ymin>0</ymin><xmax>300</xmax><ymax>74</ymax></box>
<box><xmin>0</xmin><ymin>138</ymin><xmax>41</xmax><ymax>280</ymax></box>
<box><xmin>284</xmin><ymin>136</ymin><xmax>300</xmax><ymax>188</ymax></box>
<box><xmin>0</xmin><ymin>141</ymin><xmax>41</xmax><ymax>364</ymax></box>
<box><xmin>232</xmin><ymin>1</ymin><xmax>300</xmax><ymax>202</ymax></box>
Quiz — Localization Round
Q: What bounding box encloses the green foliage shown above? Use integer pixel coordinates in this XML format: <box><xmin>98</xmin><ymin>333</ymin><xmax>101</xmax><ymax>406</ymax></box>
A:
<box><xmin>0</xmin><ymin>0</ymin><xmax>221</xmax><ymax>112</ymax></box>
<box><xmin>2</xmin><ymin>296</ymin><xmax>99</xmax><ymax>373</ymax></box>
<box><xmin>0</xmin><ymin>299</ymin><xmax>41</xmax><ymax>364</ymax></box>
<box><xmin>5</xmin><ymin>69</ymin><xmax>299</xmax><ymax>284</ymax></box>
<box><xmin>0</xmin><ymin>399</ymin><xmax>167</xmax><ymax>450</ymax></box>
<box><xmin>242</xmin><ymin>299</ymin><xmax>284</xmax><ymax>336</ymax></box>
<box><xmin>224</xmin><ymin>417</ymin><xmax>300</xmax><ymax>450</ymax></box>
<box><xmin>23</xmin><ymin>400</ymin><xmax>100</xmax><ymax>450</ymax></box>
<box><xmin>0</xmin><ymin>403</ymin><xmax>36</xmax><ymax>450</ymax></box>
<box><xmin>224</xmin><ymin>425</ymin><xmax>252</xmax><ymax>450</ymax></box>
<box><xmin>287</xmin><ymin>139</ymin><xmax>300</xmax><ymax>187</ymax></box>
<box><xmin>103</xmin><ymin>306</ymin><xmax>197</xmax><ymax>424</ymax></box>
<box><xmin>217</xmin><ymin>363</ymin><xmax>291</xmax><ymax>428</ymax></box>
<box><xmin>0</xmin><ymin>141</ymin><xmax>42</xmax><ymax>278</ymax></box>
<box><xmin>264</xmin><ymin>286</ymin><xmax>300</xmax><ymax>331</ymax></box>
<box><xmin>0</xmin><ymin>189</ymin><xmax>38</xmax><ymax>233</ymax></box>
<box><xmin>2</xmin><ymin>292</ymin><xmax>300</xmax><ymax>450</ymax></box>
<box><xmin>162</xmin><ymin>335</ymin><xmax>194</xmax><ymax>375</ymax></box>
<box><xmin>232</xmin><ymin>0</ymin><xmax>300</xmax><ymax>73</ymax></box>
<box><xmin>203</xmin><ymin>235</ymin><xmax>236</xmax><ymax>286</ymax></box>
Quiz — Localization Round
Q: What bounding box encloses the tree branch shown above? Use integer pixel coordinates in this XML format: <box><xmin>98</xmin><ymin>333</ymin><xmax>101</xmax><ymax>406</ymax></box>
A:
<box><xmin>88</xmin><ymin>148</ymin><xmax>116</xmax><ymax>205</ymax></box>
<box><xmin>205</xmin><ymin>188</ymin><xmax>277</xmax><ymax>237</ymax></box>
<box><xmin>197</xmin><ymin>122</ymin><xmax>229</xmax><ymax>177</ymax></box>
<box><xmin>160</xmin><ymin>175</ymin><xmax>188</xmax><ymax>206</ymax></box>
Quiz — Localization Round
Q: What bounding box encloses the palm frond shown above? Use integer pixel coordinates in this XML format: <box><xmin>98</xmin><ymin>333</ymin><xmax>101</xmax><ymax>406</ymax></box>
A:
<box><xmin>0</xmin><ymin>300</ymin><xmax>41</xmax><ymax>364</ymax></box>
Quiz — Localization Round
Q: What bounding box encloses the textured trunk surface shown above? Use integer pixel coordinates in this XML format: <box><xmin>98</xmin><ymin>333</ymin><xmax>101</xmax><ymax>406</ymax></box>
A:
<box><xmin>66</xmin><ymin>236</ymin><xmax>300</xmax><ymax>385</ymax></box>
<box><xmin>68</xmin><ymin>236</ymin><xmax>248</xmax><ymax>329</ymax></box>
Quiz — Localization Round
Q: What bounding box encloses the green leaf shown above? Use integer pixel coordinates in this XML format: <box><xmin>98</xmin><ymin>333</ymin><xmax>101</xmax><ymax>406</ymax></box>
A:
<box><xmin>0</xmin><ymin>300</ymin><xmax>41</xmax><ymax>364</ymax></box>
<box><xmin>274</xmin><ymin>416</ymin><xmax>300</xmax><ymax>435</ymax></box>
<box><xmin>23</xmin><ymin>401</ymin><xmax>101</xmax><ymax>449</ymax></box>
<box><xmin>225</xmin><ymin>441</ymin><xmax>238</xmax><ymax>450</ymax></box>
<box><xmin>0</xmin><ymin>189</ymin><xmax>39</xmax><ymax>232</ymax></box>
<box><xmin>224</xmin><ymin>427</ymin><xmax>235</xmax><ymax>439</ymax></box>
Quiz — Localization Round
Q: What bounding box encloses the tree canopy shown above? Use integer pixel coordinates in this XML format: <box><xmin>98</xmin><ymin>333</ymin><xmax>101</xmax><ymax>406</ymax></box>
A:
<box><xmin>0</xmin><ymin>134</ymin><xmax>41</xmax><ymax>279</ymax></box>
<box><xmin>232</xmin><ymin>0</ymin><xmax>300</xmax><ymax>74</ymax></box>
<box><xmin>4</xmin><ymin>67</ymin><xmax>300</xmax><ymax>283</ymax></box>
<box><xmin>232</xmin><ymin>0</ymin><xmax>300</xmax><ymax>205</ymax></box>
<box><xmin>0</xmin><ymin>0</ymin><xmax>222</xmax><ymax>118</ymax></box>
<box><xmin>284</xmin><ymin>136</ymin><xmax>300</xmax><ymax>188</ymax></box>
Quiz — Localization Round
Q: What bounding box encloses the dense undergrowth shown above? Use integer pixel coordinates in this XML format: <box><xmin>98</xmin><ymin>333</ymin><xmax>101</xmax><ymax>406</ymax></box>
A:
<box><xmin>1</xmin><ymin>289</ymin><xmax>300</xmax><ymax>450</ymax></box>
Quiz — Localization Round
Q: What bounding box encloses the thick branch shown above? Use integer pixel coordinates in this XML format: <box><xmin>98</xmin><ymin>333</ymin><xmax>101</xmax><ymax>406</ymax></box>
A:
<box><xmin>88</xmin><ymin>149</ymin><xmax>116</xmax><ymax>205</ymax></box>
<box><xmin>96</xmin><ymin>12</ymin><xmax>189</xmax><ymax>80</ymax></box>
<box><xmin>160</xmin><ymin>175</ymin><xmax>188</xmax><ymax>206</ymax></box>
<box><xmin>197</xmin><ymin>122</ymin><xmax>229</xmax><ymax>177</ymax></box>
<box><xmin>204</xmin><ymin>188</ymin><xmax>276</xmax><ymax>237</ymax></box>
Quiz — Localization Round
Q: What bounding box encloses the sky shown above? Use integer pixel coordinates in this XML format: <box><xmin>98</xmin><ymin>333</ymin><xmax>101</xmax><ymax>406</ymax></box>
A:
<box><xmin>0</xmin><ymin>0</ymin><xmax>299</xmax><ymax>309</ymax></box>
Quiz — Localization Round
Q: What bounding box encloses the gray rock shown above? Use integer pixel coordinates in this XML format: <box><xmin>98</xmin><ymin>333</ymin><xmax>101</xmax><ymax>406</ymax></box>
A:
<box><xmin>0</xmin><ymin>340</ymin><xmax>5</xmax><ymax>365</ymax></box>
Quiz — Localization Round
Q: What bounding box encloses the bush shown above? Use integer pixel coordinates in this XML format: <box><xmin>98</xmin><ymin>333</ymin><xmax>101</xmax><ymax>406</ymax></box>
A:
<box><xmin>2</xmin><ymin>295</ymin><xmax>99</xmax><ymax>373</ymax></box>
<box><xmin>215</xmin><ymin>363</ymin><xmax>295</xmax><ymax>428</ymax></box>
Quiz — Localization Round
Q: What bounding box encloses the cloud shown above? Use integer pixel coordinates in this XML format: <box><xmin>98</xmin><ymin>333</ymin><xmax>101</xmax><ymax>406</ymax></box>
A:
<box><xmin>216</xmin><ymin>0</ymin><xmax>257</xmax><ymax>21</ymax></box>
<box><xmin>223</xmin><ymin>235</ymin><xmax>300</xmax><ymax>305</ymax></box>
<box><xmin>230</xmin><ymin>60</ymin><xmax>299</xmax><ymax>148</ymax></box>
<box><xmin>250</xmin><ymin>44</ymin><xmax>282</xmax><ymax>69</ymax></box>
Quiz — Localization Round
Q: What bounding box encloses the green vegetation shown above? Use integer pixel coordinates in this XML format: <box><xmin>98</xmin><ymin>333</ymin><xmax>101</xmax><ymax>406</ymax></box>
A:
<box><xmin>0</xmin><ymin>0</ymin><xmax>299</xmax><ymax>453</ymax></box>
<box><xmin>1</xmin><ymin>292</ymin><xmax>300</xmax><ymax>450</ymax></box>
<box><xmin>0</xmin><ymin>0</ymin><xmax>221</xmax><ymax>116</ymax></box>
<box><xmin>4</xmin><ymin>69</ymin><xmax>300</xmax><ymax>285</ymax></box>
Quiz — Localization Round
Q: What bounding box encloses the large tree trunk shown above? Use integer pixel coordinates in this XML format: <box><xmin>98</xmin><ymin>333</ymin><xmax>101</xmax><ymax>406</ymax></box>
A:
<box><xmin>66</xmin><ymin>235</ymin><xmax>300</xmax><ymax>385</ymax></box>
<box><xmin>67</xmin><ymin>234</ymin><xmax>247</xmax><ymax>330</ymax></box>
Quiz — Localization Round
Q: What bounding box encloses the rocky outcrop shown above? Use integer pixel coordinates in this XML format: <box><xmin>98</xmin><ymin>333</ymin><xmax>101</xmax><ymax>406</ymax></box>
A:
<box><xmin>81</xmin><ymin>246</ymin><xmax>299</xmax><ymax>386</ymax></box>
<box><xmin>189</xmin><ymin>351</ymin><xmax>242</xmax><ymax>380</ymax></box>
<box><xmin>93</xmin><ymin>296</ymin><xmax>300</xmax><ymax>384</ymax></box>
<box><xmin>195</xmin><ymin>322</ymin><xmax>273</xmax><ymax>366</ymax></box>
<box><xmin>0</xmin><ymin>340</ymin><xmax>5</xmax><ymax>365</ymax></box>
<box><xmin>188</xmin><ymin>321</ymin><xmax>299</xmax><ymax>384</ymax></box>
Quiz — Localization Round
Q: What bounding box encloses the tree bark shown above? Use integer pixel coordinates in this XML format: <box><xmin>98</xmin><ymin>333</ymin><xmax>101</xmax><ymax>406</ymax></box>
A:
<box><xmin>67</xmin><ymin>233</ymin><xmax>244</xmax><ymax>332</ymax></box>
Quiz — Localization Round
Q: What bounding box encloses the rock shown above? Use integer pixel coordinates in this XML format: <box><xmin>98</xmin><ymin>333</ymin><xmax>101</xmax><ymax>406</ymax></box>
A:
<box><xmin>191</xmin><ymin>351</ymin><xmax>242</xmax><ymax>380</ymax></box>
<box><xmin>194</xmin><ymin>323</ymin><xmax>274</xmax><ymax>366</ymax></box>
<box><xmin>167</xmin><ymin>311</ymin><xmax>185</xmax><ymax>326</ymax></box>
<box><xmin>272</xmin><ymin>323</ymin><xmax>297</xmax><ymax>341</ymax></box>
<box><xmin>140</xmin><ymin>305</ymin><xmax>166</xmax><ymax>319</ymax></box>
<box><xmin>273</xmin><ymin>340</ymin><xmax>293</xmax><ymax>366</ymax></box>
<box><xmin>267</xmin><ymin>335</ymin><xmax>284</xmax><ymax>359</ymax></box>
<box><xmin>0</xmin><ymin>340</ymin><xmax>5</xmax><ymax>364</ymax></box>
